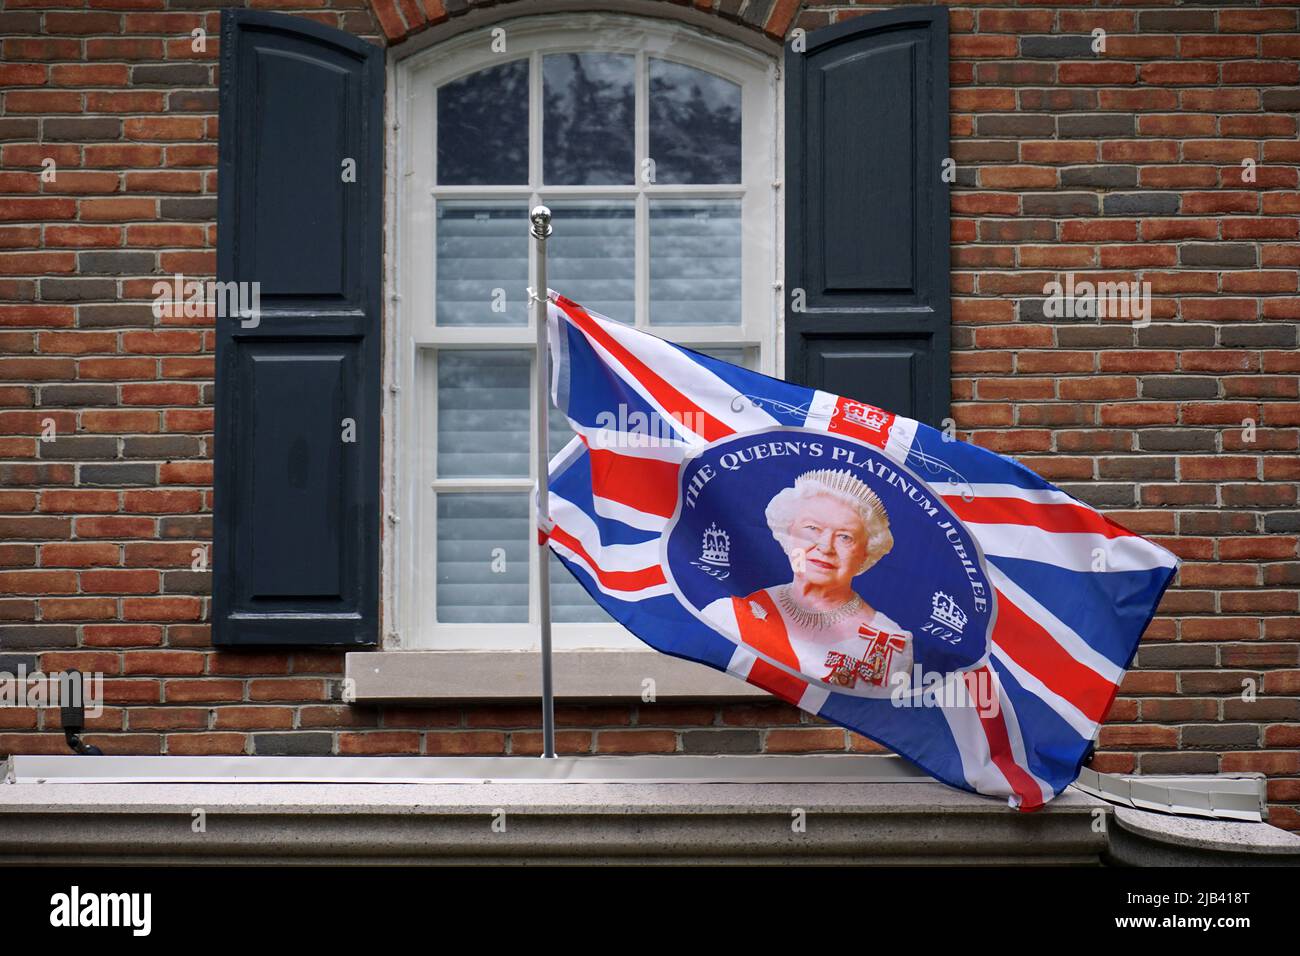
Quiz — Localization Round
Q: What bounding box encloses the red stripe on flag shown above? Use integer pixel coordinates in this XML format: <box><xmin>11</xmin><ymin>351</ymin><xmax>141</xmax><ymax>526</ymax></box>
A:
<box><xmin>941</xmin><ymin>495</ymin><xmax>1135</xmax><ymax>541</ymax></box>
<box><xmin>991</xmin><ymin>589</ymin><xmax>1115</xmax><ymax>724</ymax></box>
<box><xmin>547</xmin><ymin>523</ymin><xmax>667</xmax><ymax>593</ymax></box>
<box><xmin>747</xmin><ymin>658</ymin><xmax>809</xmax><ymax>708</ymax></box>
<box><xmin>964</xmin><ymin>666</ymin><xmax>1044</xmax><ymax>811</ymax></box>
<box><xmin>586</xmin><ymin>445</ymin><xmax>680</xmax><ymax>519</ymax></box>
<box><xmin>554</xmin><ymin>295</ymin><xmax>733</xmax><ymax>443</ymax></box>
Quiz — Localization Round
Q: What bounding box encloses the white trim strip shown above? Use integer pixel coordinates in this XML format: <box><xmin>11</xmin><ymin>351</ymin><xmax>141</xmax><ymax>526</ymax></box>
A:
<box><xmin>967</xmin><ymin>522</ymin><xmax>1176</xmax><ymax>573</ymax></box>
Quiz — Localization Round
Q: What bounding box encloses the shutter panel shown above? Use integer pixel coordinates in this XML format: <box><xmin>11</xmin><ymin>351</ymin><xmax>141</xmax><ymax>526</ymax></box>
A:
<box><xmin>213</xmin><ymin>11</ymin><xmax>383</xmax><ymax>646</ymax></box>
<box><xmin>784</xmin><ymin>7</ymin><xmax>951</xmax><ymax>427</ymax></box>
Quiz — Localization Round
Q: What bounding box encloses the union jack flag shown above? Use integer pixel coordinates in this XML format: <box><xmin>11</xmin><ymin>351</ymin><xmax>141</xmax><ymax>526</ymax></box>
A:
<box><xmin>541</xmin><ymin>291</ymin><xmax>1179</xmax><ymax>810</ymax></box>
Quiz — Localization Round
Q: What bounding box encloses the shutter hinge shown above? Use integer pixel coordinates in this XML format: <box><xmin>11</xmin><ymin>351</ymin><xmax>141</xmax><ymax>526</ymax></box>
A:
<box><xmin>389</xmin><ymin>384</ymin><xmax>400</xmax><ymax>393</ymax></box>
<box><xmin>386</xmin><ymin>512</ymin><xmax>400</xmax><ymax>525</ymax></box>
<box><xmin>772</xmin><ymin>180</ymin><xmax>782</xmax><ymax>189</ymax></box>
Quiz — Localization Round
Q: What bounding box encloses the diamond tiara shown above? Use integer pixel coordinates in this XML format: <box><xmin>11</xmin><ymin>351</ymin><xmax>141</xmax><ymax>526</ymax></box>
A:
<box><xmin>793</xmin><ymin>468</ymin><xmax>887</xmax><ymax>526</ymax></box>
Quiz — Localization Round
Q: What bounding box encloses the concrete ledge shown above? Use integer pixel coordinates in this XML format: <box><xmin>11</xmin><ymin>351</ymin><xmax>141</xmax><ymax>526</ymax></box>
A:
<box><xmin>346</xmin><ymin>649</ymin><xmax>770</xmax><ymax>702</ymax></box>
<box><xmin>3</xmin><ymin>756</ymin><xmax>1296</xmax><ymax>866</ymax></box>
<box><xmin>1106</xmin><ymin>806</ymin><xmax>1300</xmax><ymax>867</ymax></box>
<box><xmin>4</xmin><ymin>753</ymin><xmax>932</xmax><ymax>784</ymax></box>
<box><xmin>0</xmin><ymin>778</ymin><xmax>1108</xmax><ymax>865</ymax></box>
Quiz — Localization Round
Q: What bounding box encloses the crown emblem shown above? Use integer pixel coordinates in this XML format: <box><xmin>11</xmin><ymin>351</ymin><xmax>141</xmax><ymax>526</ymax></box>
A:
<box><xmin>930</xmin><ymin>591</ymin><xmax>967</xmax><ymax>633</ymax></box>
<box><xmin>842</xmin><ymin>401</ymin><xmax>889</xmax><ymax>432</ymax></box>
<box><xmin>700</xmin><ymin>523</ymin><xmax>730</xmax><ymax>567</ymax></box>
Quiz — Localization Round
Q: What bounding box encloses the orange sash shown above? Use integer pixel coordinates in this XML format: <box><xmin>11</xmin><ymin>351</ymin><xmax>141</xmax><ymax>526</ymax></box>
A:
<box><xmin>731</xmin><ymin>591</ymin><xmax>807</xmax><ymax>705</ymax></box>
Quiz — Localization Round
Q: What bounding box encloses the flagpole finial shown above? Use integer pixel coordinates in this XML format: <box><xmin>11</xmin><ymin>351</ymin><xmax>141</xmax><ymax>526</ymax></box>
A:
<box><xmin>530</xmin><ymin>204</ymin><xmax>552</xmax><ymax>240</ymax></box>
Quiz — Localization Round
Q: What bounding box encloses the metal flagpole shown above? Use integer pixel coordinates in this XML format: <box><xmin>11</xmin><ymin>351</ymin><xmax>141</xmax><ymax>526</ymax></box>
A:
<box><xmin>530</xmin><ymin>204</ymin><xmax>556</xmax><ymax>759</ymax></box>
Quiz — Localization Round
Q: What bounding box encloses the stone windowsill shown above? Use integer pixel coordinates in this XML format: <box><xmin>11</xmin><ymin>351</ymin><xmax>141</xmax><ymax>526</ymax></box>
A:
<box><xmin>345</xmin><ymin>649</ymin><xmax>770</xmax><ymax>702</ymax></box>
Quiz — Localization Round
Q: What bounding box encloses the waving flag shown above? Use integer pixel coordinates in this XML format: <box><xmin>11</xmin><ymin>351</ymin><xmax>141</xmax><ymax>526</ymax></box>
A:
<box><xmin>542</xmin><ymin>291</ymin><xmax>1178</xmax><ymax>809</ymax></box>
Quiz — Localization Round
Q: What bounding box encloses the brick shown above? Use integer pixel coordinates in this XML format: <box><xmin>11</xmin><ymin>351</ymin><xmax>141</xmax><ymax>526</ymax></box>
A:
<box><xmin>83</xmin><ymin>144</ymin><xmax>164</xmax><ymax>169</ymax></box>
<box><xmin>78</xmin><ymin>251</ymin><xmax>157</xmax><ymax>275</ymax></box>
<box><xmin>42</xmin><ymin>118</ymin><xmax>122</xmax><ymax>142</ymax></box>
<box><xmin>39</xmin><ymin>492</ymin><xmax>120</xmax><ymax>515</ymax></box>
<box><xmin>83</xmin><ymin>625</ymin><xmax>162</xmax><ymax>648</ymax></box>
<box><xmin>131</xmin><ymin>63</ymin><xmax>211</xmax><ymax>86</ymax></box>
<box><xmin>593</xmin><ymin>729</ymin><xmax>678</xmax><ymax>754</ymax></box>
<box><xmin>1179</xmin><ymin>243</ymin><xmax>1259</xmax><ymax>268</ymax></box>
<box><xmin>80</xmin><ymin>198</ymin><xmax>157</xmax><ymax>222</ymax></box>
<box><xmin>40</xmin><ymin>546</ymin><xmax>120</xmax><ymax>567</ymax></box>
<box><xmin>74</xmin><ymin>516</ymin><xmax>156</xmax><ymax>539</ymax></box>
<box><xmin>248</xmin><ymin>679</ymin><xmax>328</xmax><ymax>703</ymax></box>
<box><xmin>253</xmin><ymin>732</ymin><xmax>334</xmax><ymax>756</ymax></box>
<box><xmin>122</xmin><ymin>596</ymin><xmax>201</xmax><ymax>622</ymax></box>
<box><xmin>340</xmin><ymin>731</ymin><xmax>424</xmax><ymax>755</ymax></box>
<box><xmin>1103</xmin><ymin>193</ymin><xmax>1180</xmax><ymax>216</ymax></box>
<box><xmin>83</xmin><ymin>570</ymin><xmax>161</xmax><ymax>595</ymax></box>
<box><xmin>166</xmin><ymin>733</ymin><xmax>246</xmax><ymax>756</ymax></box>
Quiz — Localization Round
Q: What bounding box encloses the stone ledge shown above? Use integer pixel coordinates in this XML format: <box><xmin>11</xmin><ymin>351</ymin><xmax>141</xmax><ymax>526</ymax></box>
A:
<box><xmin>345</xmin><ymin>649</ymin><xmax>770</xmax><ymax>702</ymax></box>
<box><xmin>3</xmin><ymin>756</ymin><xmax>1296</xmax><ymax>866</ymax></box>
<box><xmin>1108</xmin><ymin>805</ymin><xmax>1300</xmax><ymax>867</ymax></box>
<box><xmin>0</xmin><ymin>779</ymin><xmax>1106</xmax><ymax>865</ymax></box>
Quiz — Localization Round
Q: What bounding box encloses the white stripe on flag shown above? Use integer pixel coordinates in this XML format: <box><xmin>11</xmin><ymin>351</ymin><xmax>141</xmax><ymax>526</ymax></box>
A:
<box><xmin>547</xmin><ymin>536</ymin><xmax>672</xmax><ymax>602</ymax></box>
<box><xmin>561</xmin><ymin>310</ymin><xmax>711</xmax><ymax>444</ymax></box>
<box><xmin>568</xmin><ymin>423</ymin><xmax>690</xmax><ymax>464</ymax></box>
<box><xmin>806</xmin><ymin>390</ymin><xmax>838</xmax><ymax>431</ymax></box>
<box><xmin>590</xmin><ymin>494</ymin><xmax>670</xmax><ymax>534</ymax></box>
<box><xmin>592</xmin><ymin>315</ymin><xmax>782</xmax><ymax>435</ymax></box>
<box><xmin>550</xmin><ymin>495</ymin><xmax>662</xmax><ymax>571</ymax></box>
<box><xmin>966</xmin><ymin>521</ymin><xmax>1176</xmax><ymax>573</ymax></box>
<box><xmin>884</xmin><ymin>414</ymin><xmax>917</xmax><ymax>463</ymax></box>
<box><xmin>939</xmin><ymin>482</ymin><xmax>1082</xmax><ymax>506</ymax></box>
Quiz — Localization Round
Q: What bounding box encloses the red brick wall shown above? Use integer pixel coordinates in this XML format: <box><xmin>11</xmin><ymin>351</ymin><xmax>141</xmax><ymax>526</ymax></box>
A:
<box><xmin>1</xmin><ymin>0</ymin><xmax>1297</xmax><ymax>828</ymax></box>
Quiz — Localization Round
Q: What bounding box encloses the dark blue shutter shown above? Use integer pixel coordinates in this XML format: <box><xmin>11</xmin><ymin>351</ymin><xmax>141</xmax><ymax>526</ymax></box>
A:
<box><xmin>213</xmin><ymin>11</ymin><xmax>383</xmax><ymax>646</ymax></box>
<box><xmin>785</xmin><ymin>7</ymin><xmax>951</xmax><ymax>427</ymax></box>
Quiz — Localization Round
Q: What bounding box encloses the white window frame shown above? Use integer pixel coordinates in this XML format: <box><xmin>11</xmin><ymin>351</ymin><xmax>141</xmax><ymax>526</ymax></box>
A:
<box><xmin>385</xmin><ymin>12</ymin><xmax>781</xmax><ymax>652</ymax></box>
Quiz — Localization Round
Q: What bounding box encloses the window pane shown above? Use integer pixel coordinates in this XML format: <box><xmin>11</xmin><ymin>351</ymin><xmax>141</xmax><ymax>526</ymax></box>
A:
<box><xmin>648</xmin><ymin>200</ymin><xmax>742</xmax><ymax>326</ymax></box>
<box><xmin>547</xmin><ymin>200</ymin><xmax>634</xmax><ymax>324</ymax></box>
<box><xmin>436</xmin><ymin>202</ymin><xmax>528</xmax><ymax>326</ymax></box>
<box><xmin>437</xmin><ymin>349</ymin><xmax>530</xmax><ymax>478</ymax></box>
<box><xmin>649</xmin><ymin>59</ymin><xmax>741</xmax><ymax>185</ymax></box>
<box><xmin>543</xmin><ymin>53</ymin><xmax>634</xmax><ymax>185</ymax></box>
<box><xmin>437</xmin><ymin>493</ymin><xmax>528</xmax><ymax>623</ymax></box>
<box><xmin>437</xmin><ymin>60</ymin><xmax>529</xmax><ymax>185</ymax></box>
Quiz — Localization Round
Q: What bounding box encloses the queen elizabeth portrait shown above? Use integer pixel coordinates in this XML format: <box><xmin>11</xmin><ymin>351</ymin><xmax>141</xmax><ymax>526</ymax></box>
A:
<box><xmin>702</xmin><ymin>468</ymin><xmax>913</xmax><ymax>692</ymax></box>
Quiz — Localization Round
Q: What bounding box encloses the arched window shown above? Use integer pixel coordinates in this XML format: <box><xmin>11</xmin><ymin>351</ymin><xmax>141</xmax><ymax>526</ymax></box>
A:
<box><xmin>389</xmin><ymin>14</ymin><xmax>779</xmax><ymax>649</ymax></box>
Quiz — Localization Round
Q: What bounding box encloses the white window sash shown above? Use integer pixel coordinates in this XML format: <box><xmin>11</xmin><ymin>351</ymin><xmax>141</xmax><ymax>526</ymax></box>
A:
<box><xmin>387</xmin><ymin>13</ymin><xmax>781</xmax><ymax>651</ymax></box>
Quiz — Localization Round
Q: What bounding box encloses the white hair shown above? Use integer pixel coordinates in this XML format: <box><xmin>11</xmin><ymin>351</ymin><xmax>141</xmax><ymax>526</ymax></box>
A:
<box><xmin>764</xmin><ymin>472</ymin><xmax>894</xmax><ymax>575</ymax></box>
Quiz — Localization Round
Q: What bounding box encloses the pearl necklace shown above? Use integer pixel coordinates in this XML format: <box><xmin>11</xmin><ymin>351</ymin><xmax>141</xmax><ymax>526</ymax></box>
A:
<box><xmin>776</xmin><ymin>585</ymin><xmax>863</xmax><ymax>631</ymax></box>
